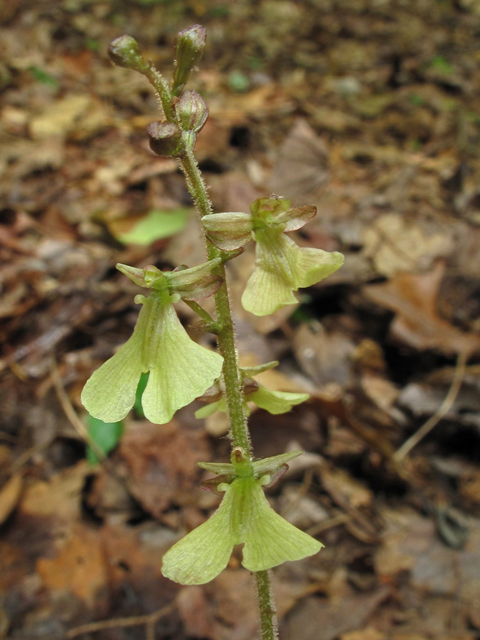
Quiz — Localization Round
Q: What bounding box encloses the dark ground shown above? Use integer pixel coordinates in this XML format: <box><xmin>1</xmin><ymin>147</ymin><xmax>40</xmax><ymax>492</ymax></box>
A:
<box><xmin>1</xmin><ymin>1</ymin><xmax>480</xmax><ymax>639</ymax></box>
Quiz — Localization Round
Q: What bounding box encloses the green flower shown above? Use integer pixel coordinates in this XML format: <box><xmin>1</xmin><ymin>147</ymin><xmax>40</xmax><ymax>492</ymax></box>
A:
<box><xmin>81</xmin><ymin>260</ymin><xmax>224</xmax><ymax>425</ymax></box>
<box><xmin>202</xmin><ymin>196</ymin><xmax>344</xmax><ymax>316</ymax></box>
<box><xmin>195</xmin><ymin>360</ymin><xmax>309</xmax><ymax>419</ymax></box>
<box><xmin>161</xmin><ymin>448</ymin><xmax>323</xmax><ymax>585</ymax></box>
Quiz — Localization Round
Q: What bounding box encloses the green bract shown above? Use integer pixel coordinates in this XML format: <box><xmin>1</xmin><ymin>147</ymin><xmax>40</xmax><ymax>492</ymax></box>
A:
<box><xmin>81</xmin><ymin>260</ymin><xmax>224</xmax><ymax>424</ymax></box>
<box><xmin>161</xmin><ymin>449</ymin><xmax>323</xmax><ymax>585</ymax></box>
<box><xmin>202</xmin><ymin>196</ymin><xmax>344</xmax><ymax>316</ymax></box>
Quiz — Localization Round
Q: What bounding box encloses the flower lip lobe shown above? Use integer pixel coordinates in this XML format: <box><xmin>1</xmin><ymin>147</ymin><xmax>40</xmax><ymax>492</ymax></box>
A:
<box><xmin>161</xmin><ymin>450</ymin><xmax>322</xmax><ymax>585</ymax></box>
<box><xmin>81</xmin><ymin>262</ymin><xmax>224</xmax><ymax>425</ymax></box>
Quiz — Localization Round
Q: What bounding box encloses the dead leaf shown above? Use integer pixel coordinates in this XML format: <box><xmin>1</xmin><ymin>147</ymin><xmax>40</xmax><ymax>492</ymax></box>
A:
<box><xmin>36</xmin><ymin>526</ymin><xmax>108</xmax><ymax>608</ymax></box>
<box><xmin>269</xmin><ymin>119</ymin><xmax>329</xmax><ymax>203</ymax></box>
<box><xmin>284</xmin><ymin>588</ymin><xmax>390</xmax><ymax>640</ymax></box>
<box><xmin>177</xmin><ymin>586</ymin><xmax>215</xmax><ymax>639</ymax></box>
<box><xmin>363</xmin><ymin>213</ymin><xmax>452</xmax><ymax>277</ymax></box>
<box><xmin>0</xmin><ymin>473</ymin><xmax>23</xmax><ymax>526</ymax></box>
<box><xmin>363</xmin><ymin>262</ymin><xmax>480</xmax><ymax>356</ymax></box>
<box><xmin>116</xmin><ymin>420</ymin><xmax>211</xmax><ymax>519</ymax></box>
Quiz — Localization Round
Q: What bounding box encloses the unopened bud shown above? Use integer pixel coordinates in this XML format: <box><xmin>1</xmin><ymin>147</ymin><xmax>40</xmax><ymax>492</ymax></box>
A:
<box><xmin>146</xmin><ymin>121</ymin><xmax>183</xmax><ymax>157</ymax></box>
<box><xmin>173</xmin><ymin>25</ymin><xmax>206</xmax><ymax>93</ymax></box>
<box><xmin>108</xmin><ymin>35</ymin><xmax>147</xmax><ymax>73</ymax></box>
<box><xmin>176</xmin><ymin>90</ymin><xmax>208</xmax><ymax>133</ymax></box>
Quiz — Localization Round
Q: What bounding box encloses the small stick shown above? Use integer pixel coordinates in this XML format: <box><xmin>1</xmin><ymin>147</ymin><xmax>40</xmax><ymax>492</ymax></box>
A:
<box><xmin>65</xmin><ymin>602</ymin><xmax>176</xmax><ymax>639</ymax></box>
<box><xmin>394</xmin><ymin>350</ymin><xmax>468</xmax><ymax>462</ymax></box>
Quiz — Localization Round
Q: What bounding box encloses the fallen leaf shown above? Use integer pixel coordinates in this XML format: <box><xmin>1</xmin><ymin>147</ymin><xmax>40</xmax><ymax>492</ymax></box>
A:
<box><xmin>363</xmin><ymin>262</ymin><xmax>480</xmax><ymax>356</ymax></box>
<box><xmin>363</xmin><ymin>213</ymin><xmax>452</xmax><ymax>277</ymax></box>
<box><xmin>284</xmin><ymin>588</ymin><xmax>390</xmax><ymax>640</ymax></box>
<box><xmin>269</xmin><ymin>119</ymin><xmax>329</xmax><ymax>204</ymax></box>
<box><xmin>36</xmin><ymin>526</ymin><xmax>108</xmax><ymax>608</ymax></box>
<box><xmin>0</xmin><ymin>473</ymin><xmax>23</xmax><ymax>526</ymax></box>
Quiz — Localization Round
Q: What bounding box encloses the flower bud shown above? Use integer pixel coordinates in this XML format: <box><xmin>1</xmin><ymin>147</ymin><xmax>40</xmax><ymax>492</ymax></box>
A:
<box><xmin>146</xmin><ymin>121</ymin><xmax>183</xmax><ymax>157</ymax></box>
<box><xmin>176</xmin><ymin>90</ymin><xmax>209</xmax><ymax>133</ymax></box>
<box><xmin>108</xmin><ymin>35</ymin><xmax>147</xmax><ymax>73</ymax></box>
<box><xmin>173</xmin><ymin>25</ymin><xmax>207</xmax><ymax>93</ymax></box>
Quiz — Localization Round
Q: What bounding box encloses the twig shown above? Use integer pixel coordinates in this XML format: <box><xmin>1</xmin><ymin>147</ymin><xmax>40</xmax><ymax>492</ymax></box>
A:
<box><xmin>51</xmin><ymin>359</ymin><xmax>108</xmax><ymax>465</ymax></box>
<box><xmin>394</xmin><ymin>350</ymin><xmax>468</xmax><ymax>462</ymax></box>
<box><xmin>65</xmin><ymin>602</ymin><xmax>176</xmax><ymax>639</ymax></box>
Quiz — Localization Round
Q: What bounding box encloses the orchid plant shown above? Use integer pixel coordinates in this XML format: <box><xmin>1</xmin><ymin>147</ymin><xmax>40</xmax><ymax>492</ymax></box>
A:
<box><xmin>83</xmin><ymin>26</ymin><xmax>343</xmax><ymax>640</ymax></box>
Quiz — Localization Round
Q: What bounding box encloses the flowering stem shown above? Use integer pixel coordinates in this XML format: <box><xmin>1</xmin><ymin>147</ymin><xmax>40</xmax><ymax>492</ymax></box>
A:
<box><xmin>256</xmin><ymin>571</ymin><xmax>278</xmax><ymax>640</ymax></box>
<box><xmin>179</xmin><ymin>146</ymin><xmax>251</xmax><ymax>454</ymax></box>
<box><xmin>179</xmin><ymin>146</ymin><xmax>277</xmax><ymax>639</ymax></box>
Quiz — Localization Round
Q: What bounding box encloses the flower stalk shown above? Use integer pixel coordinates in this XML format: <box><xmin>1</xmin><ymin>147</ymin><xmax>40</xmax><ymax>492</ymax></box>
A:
<box><xmin>93</xmin><ymin>27</ymin><xmax>342</xmax><ymax>639</ymax></box>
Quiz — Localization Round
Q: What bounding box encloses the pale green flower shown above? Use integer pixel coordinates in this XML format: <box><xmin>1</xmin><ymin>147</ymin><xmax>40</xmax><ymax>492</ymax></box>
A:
<box><xmin>202</xmin><ymin>196</ymin><xmax>344</xmax><ymax>316</ymax></box>
<box><xmin>161</xmin><ymin>449</ymin><xmax>323</xmax><ymax>585</ymax></box>
<box><xmin>81</xmin><ymin>260</ymin><xmax>224</xmax><ymax>425</ymax></box>
<box><xmin>194</xmin><ymin>360</ymin><xmax>309</xmax><ymax>419</ymax></box>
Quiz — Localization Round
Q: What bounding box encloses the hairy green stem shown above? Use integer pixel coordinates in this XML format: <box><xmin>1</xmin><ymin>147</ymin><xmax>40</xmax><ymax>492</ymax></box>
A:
<box><xmin>180</xmin><ymin>147</ymin><xmax>278</xmax><ymax>639</ymax></box>
<box><xmin>149</xmin><ymin>71</ymin><xmax>277</xmax><ymax>640</ymax></box>
<box><xmin>256</xmin><ymin>571</ymin><xmax>278</xmax><ymax>640</ymax></box>
<box><xmin>180</xmin><ymin>146</ymin><xmax>251</xmax><ymax>453</ymax></box>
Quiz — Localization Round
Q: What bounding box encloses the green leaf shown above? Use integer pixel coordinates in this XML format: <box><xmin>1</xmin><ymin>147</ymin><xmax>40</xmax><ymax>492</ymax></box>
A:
<box><xmin>29</xmin><ymin>66</ymin><xmax>59</xmax><ymax>89</ymax></box>
<box><xmin>240</xmin><ymin>361</ymin><xmax>279</xmax><ymax>377</ymax></box>
<box><xmin>133</xmin><ymin>372</ymin><xmax>149</xmax><ymax>417</ymax></box>
<box><xmin>86</xmin><ymin>415</ymin><xmax>124</xmax><ymax>465</ymax></box>
<box><xmin>117</xmin><ymin>209</ymin><xmax>189</xmax><ymax>245</ymax></box>
<box><xmin>252</xmin><ymin>450</ymin><xmax>303</xmax><ymax>477</ymax></box>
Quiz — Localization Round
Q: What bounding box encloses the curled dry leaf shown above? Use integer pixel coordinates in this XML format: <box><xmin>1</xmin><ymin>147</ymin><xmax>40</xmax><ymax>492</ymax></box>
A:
<box><xmin>363</xmin><ymin>262</ymin><xmax>480</xmax><ymax>356</ymax></box>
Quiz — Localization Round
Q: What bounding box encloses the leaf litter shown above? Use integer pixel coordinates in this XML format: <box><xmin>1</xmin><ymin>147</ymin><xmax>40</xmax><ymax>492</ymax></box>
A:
<box><xmin>1</xmin><ymin>1</ymin><xmax>480</xmax><ymax>639</ymax></box>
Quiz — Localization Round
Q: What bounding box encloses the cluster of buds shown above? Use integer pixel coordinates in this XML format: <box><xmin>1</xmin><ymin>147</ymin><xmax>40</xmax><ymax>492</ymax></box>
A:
<box><xmin>108</xmin><ymin>26</ymin><xmax>208</xmax><ymax>158</ymax></box>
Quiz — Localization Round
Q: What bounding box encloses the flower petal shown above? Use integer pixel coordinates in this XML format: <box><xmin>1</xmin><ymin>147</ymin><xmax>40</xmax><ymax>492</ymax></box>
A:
<box><xmin>161</xmin><ymin>486</ymin><xmax>235</xmax><ymax>585</ymax></box>
<box><xmin>241</xmin><ymin>481</ymin><xmax>323</xmax><ymax>572</ymax></box>
<box><xmin>280</xmin><ymin>236</ymin><xmax>344</xmax><ymax>289</ymax></box>
<box><xmin>276</xmin><ymin>205</ymin><xmax>316</xmax><ymax>232</ymax></box>
<box><xmin>202</xmin><ymin>212</ymin><xmax>253</xmax><ymax>251</ymax></box>
<box><xmin>241</xmin><ymin>235</ymin><xmax>297</xmax><ymax>316</ymax></box>
<box><xmin>142</xmin><ymin>297</ymin><xmax>224</xmax><ymax>424</ymax></box>
<box><xmin>81</xmin><ymin>300</ymin><xmax>149</xmax><ymax>422</ymax></box>
<box><xmin>249</xmin><ymin>386</ymin><xmax>309</xmax><ymax>415</ymax></box>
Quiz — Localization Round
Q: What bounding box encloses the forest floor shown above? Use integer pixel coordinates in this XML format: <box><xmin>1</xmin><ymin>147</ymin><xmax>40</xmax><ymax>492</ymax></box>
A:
<box><xmin>1</xmin><ymin>1</ymin><xmax>480</xmax><ymax>639</ymax></box>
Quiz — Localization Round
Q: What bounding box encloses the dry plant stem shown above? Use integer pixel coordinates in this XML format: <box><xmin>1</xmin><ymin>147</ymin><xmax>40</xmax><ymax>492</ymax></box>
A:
<box><xmin>65</xmin><ymin>602</ymin><xmax>176</xmax><ymax>639</ymax></box>
<box><xmin>394</xmin><ymin>349</ymin><xmax>468</xmax><ymax>461</ymax></box>
<box><xmin>179</xmin><ymin>146</ymin><xmax>278</xmax><ymax>638</ymax></box>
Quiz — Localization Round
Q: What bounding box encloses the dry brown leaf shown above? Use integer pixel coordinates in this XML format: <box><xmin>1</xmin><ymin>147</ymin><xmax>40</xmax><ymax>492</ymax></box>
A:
<box><xmin>363</xmin><ymin>262</ymin><xmax>480</xmax><ymax>356</ymax></box>
<box><xmin>0</xmin><ymin>473</ymin><xmax>23</xmax><ymax>526</ymax></box>
<box><xmin>116</xmin><ymin>420</ymin><xmax>211</xmax><ymax>519</ymax></box>
<box><xmin>363</xmin><ymin>213</ymin><xmax>452</xmax><ymax>277</ymax></box>
<box><xmin>36</xmin><ymin>526</ymin><xmax>108</xmax><ymax>607</ymax></box>
<box><xmin>269</xmin><ymin>119</ymin><xmax>329</xmax><ymax>204</ymax></box>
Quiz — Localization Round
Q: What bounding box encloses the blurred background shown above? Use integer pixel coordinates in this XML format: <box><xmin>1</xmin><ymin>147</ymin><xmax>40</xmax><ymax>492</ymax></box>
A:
<box><xmin>1</xmin><ymin>0</ymin><xmax>480</xmax><ymax>639</ymax></box>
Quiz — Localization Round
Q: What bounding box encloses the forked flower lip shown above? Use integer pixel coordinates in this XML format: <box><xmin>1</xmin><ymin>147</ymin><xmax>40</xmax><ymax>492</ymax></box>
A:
<box><xmin>161</xmin><ymin>450</ymin><xmax>323</xmax><ymax>585</ymax></box>
<box><xmin>81</xmin><ymin>261</ymin><xmax>224</xmax><ymax>425</ymax></box>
